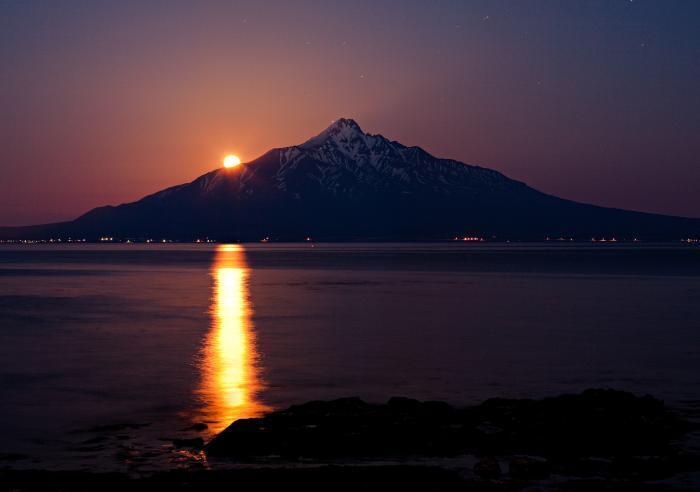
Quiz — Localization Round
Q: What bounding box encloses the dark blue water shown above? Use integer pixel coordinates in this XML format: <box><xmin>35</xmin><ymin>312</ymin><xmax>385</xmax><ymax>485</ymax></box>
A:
<box><xmin>0</xmin><ymin>243</ymin><xmax>698</xmax><ymax>470</ymax></box>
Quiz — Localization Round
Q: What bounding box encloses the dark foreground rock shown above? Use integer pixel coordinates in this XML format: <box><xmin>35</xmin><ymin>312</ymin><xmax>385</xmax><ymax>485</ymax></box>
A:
<box><xmin>1</xmin><ymin>465</ymin><xmax>693</xmax><ymax>492</ymax></box>
<box><xmin>473</xmin><ymin>456</ymin><xmax>502</xmax><ymax>479</ymax></box>
<box><xmin>2</xmin><ymin>390</ymin><xmax>698</xmax><ymax>491</ymax></box>
<box><xmin>207</xmin><ymin>389</ymin><xmax>691</xmax><ymax>460</ymax></box>
<box><xmin>508</xmin><ymin>456</ymin><xmax>551</xmax><ymax>480</ymax></box>
<box><xmin>205</xmin><ymin>389</ymin><xmax>699</xmax><ymax>485</ymax></box>
<box><xmin>0</xmin><ymin>467</ymin><xmax>463</xmax><ymax>492</ymax></box>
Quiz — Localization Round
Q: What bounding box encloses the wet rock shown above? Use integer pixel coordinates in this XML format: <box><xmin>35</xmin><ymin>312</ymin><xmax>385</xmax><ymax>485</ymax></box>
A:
<box><xmin>555</xmin><ymin>457</ymin><xmax>612</xmax><ymax>477</ymax></box>
<box><xmin>206</xmin><ymin>389</ymin><xmax>691</xmax><ymax>463</ymax></box>
<box><xmin>207</xmin><ymin>396</ymin><xmax>464</xmax><ymax>458</ymax></box>
<box><xmin>463</xmin><ymin>389</ymin><xmax>690</xmax><ymax>458</ymax></box>
<box><xmin>0</xmin><ymin>466</ymin><xmax>467</xmax><ymax>491</ymax></box>
<box><xmin>474</xmin><ymin>456</ymin><xmax>502</xmax><ymax>479</ymax></box>
<box><xmin>508</xmin><ymin>456</ymin><xmax>551</xmax><ymax>480</ymax></box>
<box><xmin>610</xmin><ymin>455</ymin><xmax>683</xmax><ymax>480</ymax></box>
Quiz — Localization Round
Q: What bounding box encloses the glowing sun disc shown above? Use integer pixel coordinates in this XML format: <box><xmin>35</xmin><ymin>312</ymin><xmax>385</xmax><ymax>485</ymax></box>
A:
<box><xmin>223</xmin><ymin>155</ymin><xmax>241</xmax><ymax>168</ymax></box>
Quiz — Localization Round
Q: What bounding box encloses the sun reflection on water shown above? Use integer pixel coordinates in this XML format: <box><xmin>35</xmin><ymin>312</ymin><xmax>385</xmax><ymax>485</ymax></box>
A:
<box><xmin>196</xmin><ymin>244</ymin><xmax>268</xmax><ymax>433</ymax></box>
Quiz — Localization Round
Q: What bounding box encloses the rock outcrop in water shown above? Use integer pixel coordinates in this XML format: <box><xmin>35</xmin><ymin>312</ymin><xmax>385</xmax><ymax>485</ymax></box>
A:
<box><xmin>1</xmin><ymin>390</ymin><xmax>698</xmax><ymax>491</ymax></box>
<box><xmin>206</xmin><ymin>389</ymin><xmax>699</xmax><ymax>486</ymax></box>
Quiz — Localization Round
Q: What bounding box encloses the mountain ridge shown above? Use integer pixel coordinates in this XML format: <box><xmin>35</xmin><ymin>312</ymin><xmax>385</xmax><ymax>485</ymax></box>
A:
<box><xmin>1</xmin><ymin>118</ymin><xmax>698</xmax><ymax>241</ymax></box>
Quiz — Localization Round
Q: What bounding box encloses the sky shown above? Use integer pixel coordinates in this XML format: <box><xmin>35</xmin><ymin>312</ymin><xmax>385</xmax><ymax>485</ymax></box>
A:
<box><xmin>2</xmin><ymin>0</ymin><xmax>699</xmax><ymax>225</ymax></box>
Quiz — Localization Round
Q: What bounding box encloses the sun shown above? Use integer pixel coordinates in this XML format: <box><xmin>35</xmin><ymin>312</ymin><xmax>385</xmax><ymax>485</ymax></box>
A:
<box><xmin>223</xmin><ymin>155</ymin><xmax>241</xmax><ymax>168</ymax></box>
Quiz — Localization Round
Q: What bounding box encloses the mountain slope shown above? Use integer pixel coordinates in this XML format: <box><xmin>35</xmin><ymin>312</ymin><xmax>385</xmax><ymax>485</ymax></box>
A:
<box><xmin>2</xmin><ymin>118</ymin><xmax>698</xmax><ymax>240</ymax></box>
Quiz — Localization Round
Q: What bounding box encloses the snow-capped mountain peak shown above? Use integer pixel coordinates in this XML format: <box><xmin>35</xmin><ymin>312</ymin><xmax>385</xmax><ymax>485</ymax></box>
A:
<box><xmin>299</xmin><ymin>117</ymin><xmax>381</xmax><ymax>160</ymax></box>
<box><xmin>300</xmin><ymin>118</ymin><xmax>365</xmax><ymax>148</ymax></box>
<box><xmin>6</xmin><ymin>117</ymin><xmax>697</xmax><ymax>241</ymax></box>
<box><xmin>294</xmin><ymin>117</ymin><xmax>406</xmax><ymax>168</ymax></box>
<box><xmin>278</xmin><ymin>118</ymin><xmax>417</xmax><ymax>193</ymax></box>
<box><xmin>275</xmin><ymin>117</ymin><xmax>511</xmax><ymax>196</ymax></box>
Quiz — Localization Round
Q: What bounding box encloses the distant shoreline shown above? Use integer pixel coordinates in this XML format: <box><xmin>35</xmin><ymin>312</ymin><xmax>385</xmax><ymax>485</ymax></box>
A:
<box><xmin>1</xmin><ymin>238</ymin><xmax>699</xmax><ymax>244</ymax></box>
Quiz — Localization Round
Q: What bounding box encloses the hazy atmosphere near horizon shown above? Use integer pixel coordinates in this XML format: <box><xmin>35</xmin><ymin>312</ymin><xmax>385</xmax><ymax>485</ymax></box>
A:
<box><xmin>2</xmin><ymin>0</ymin><xmax>700</xmax><ymax>226</ymax></box>
<box><xmin>1</xmin><ymin>2</ymin><xmax>700</xmax><ymax>491</ymax></box>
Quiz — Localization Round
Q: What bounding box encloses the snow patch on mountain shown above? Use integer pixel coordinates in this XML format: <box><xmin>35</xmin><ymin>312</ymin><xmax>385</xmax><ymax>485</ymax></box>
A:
<box><xmin>276</xmin><ymin>117</ymin><xmax>515</xmax><ymax>195</ymax></box>
<box><xmin>176</xmin><ymin>117</ymin><xmax>521</xmax><ymax>201</ymax></box>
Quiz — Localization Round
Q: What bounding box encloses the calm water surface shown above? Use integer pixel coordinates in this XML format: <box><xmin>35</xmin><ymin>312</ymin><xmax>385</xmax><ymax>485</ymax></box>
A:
<box><xmin>0</xmin><ymin>243</ymin><xmax>699</xmax><ymax>470</ymax></box>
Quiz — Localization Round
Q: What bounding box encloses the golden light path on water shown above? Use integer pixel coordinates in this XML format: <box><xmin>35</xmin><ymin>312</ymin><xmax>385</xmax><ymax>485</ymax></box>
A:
<box><xmin>196</xmin><ymin>244</ymin><xmax>268</xmax><ymax>433</ymax></box>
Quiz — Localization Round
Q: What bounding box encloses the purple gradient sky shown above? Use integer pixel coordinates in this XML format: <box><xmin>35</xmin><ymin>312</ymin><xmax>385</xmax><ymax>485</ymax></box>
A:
<box><xmin>2</xmin><ymin>0</ymin><xmax>699</xmax><ymax>225</ymax></box>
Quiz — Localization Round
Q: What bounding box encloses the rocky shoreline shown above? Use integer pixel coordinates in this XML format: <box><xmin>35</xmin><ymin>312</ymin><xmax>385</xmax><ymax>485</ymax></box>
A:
<box><xmin>2</xmin><ymin>389</ymin><xmax>699</xmax><ymax>491</ymax></box>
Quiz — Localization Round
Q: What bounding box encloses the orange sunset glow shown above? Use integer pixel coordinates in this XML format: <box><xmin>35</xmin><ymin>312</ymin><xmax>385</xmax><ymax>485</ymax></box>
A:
<box><xmin>2</xmin><ymin>2</ymin><xmax>700</xmax><ymax>485</ymax></box>
<box><xmin>3</xmin><ymin>2</ymin><xmax>700</xmax><ymax>226</ymax></box>
<box><xmin>223</xmin><ymin>155</ymin><xmax>241</xmax><ymax>168</ymax></box>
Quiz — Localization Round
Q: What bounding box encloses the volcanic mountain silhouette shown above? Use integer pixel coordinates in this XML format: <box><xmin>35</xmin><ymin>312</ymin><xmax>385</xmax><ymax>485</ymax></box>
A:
<box><xmin>2</xmin><ymin>118</ymin><xmax>698</xmax><ymax>240</ymax></box>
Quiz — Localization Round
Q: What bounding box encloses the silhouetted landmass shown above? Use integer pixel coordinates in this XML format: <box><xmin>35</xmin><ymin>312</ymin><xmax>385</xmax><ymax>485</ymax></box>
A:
<box><xmin>2</xmin><ymin>390</ymin><xmax>698</xmax><ymax>491</ymax></box>
<box><xmin>207</xmin><ymin>389</ymin><xmax>691</xmax><ymax>459</ymax></box>
<box><xmin>1</xmin><ymin>119</ymin><xmax>698</xmax><ymax>241</ymax></box>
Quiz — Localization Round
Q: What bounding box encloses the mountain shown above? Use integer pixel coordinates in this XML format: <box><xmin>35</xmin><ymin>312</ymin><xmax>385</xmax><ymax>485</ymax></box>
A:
<box><xmin>2</xmin><ymin>118</ymin><xmax>698</xmax><ymax>241</ymax></box>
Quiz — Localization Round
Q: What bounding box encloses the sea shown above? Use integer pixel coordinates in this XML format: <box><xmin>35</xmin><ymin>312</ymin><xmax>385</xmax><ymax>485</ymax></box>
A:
<box><xmin>1</xmin><ymin>242</ymin><xmax>699</xmax><ymax>471</ymax></box>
